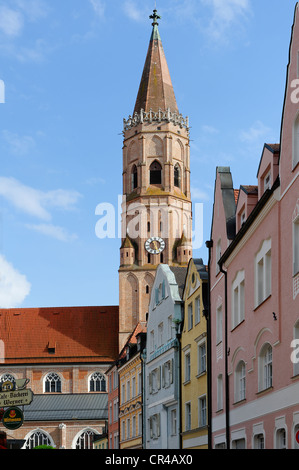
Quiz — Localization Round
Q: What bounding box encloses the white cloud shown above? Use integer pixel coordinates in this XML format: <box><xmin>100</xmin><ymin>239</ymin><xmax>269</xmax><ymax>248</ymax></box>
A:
<box><xmin>239</xmin><ymin>120</ymin><xmax>272</xmax><ymax>144</ymax></box>
<box><xmin>200</xmin><ymin>0</ymin><xmax>251</xmax><ymax>42</ymax></box>
<box><xmin>201</xmin><ymin>125</ymin><xmax>219</xmax><ymax>135</ymax></box>
<box><xmin>14</xmin><ymin>0</ymin><xmax>49</xmax><ymax>22</ymax></box>
<box><xmin>26</xmin><ymin>223</ymin><xmax>78</xmax><ymax>242</ymax></box>
<box><xmin>123</xmin><ymin>0</ymin><xmax>144</xmax><ymax>22</ymax></box>
<box><xmin>0</xmin><ymin>177</ymin><xmax>82</xmax><ymax>221</ymax></box>
<box><xmin>0</xmin><ymin>255</ymin><xmax>31</xmax><ymax>308</ymax></box>
<box><xmin>0</xmin><ymin>5</ymin><xmax>24</xmax><ymax>37</ymax></box>
<box><xmin>89</xmin><ymin>0</ymin><xmax>105</xmax><ymax>18</ymax></box>
<box><xmin>2</xmin><ymin>130</ymin><xmax>35</xmax><ymax>156</ymax></box>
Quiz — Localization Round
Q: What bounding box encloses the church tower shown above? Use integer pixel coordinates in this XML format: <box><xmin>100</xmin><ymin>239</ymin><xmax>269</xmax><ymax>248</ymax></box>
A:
<box><xmin>119</xmin><ymin>10</ymin><xmax>192</xmax><ymax>350</ymax></box>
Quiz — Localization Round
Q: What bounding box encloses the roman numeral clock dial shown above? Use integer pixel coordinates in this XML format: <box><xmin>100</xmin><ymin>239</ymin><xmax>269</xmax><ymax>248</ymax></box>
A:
<box><xmin>145</xmin><ymin>237</ymin><xmax>165</xmax><ymax>255</ymax></box>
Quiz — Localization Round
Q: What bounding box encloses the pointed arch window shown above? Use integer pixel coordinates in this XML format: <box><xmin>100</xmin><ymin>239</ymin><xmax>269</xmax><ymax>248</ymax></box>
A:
<box><xmin>44</xmin><ymin>372</ymin><xmax>62</xmax><ymax>393</ymax></box>
<box><xmin>174</xmin><ymin>164</ymin><xmax>181</xmax><ymax>188</ymax></box>
<box><xmin>24</xmin><ymin>430</ymin><xmax>53</xmax><ymax>449</ymax></box>
<box><xmin>131</xmin><ymin>165</ymin><xmax>138</xmax><ymax>191</ymax></box>
<box><xmin>89</xmin><ymin>372</ymin><xmax>106</xmax><ymax>392</ymax></box>
<box><xmin>150</xmin><ymin>161</ymin><xmax>162</xmax><ymax>185</ymax></box>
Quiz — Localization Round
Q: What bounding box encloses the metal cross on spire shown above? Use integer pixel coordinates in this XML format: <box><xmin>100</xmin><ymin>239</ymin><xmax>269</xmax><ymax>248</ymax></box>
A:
<box><xmin>149</xmin><ymin>9</ymin><xmax>161</xmax><ymax>26</ymax></box>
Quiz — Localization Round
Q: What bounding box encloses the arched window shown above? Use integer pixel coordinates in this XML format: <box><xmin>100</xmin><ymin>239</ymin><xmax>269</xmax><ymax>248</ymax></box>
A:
<box><xmin>259</xmin><ymin>344</ymin><xmax>272</xmax><ymax>391</ymax></box>
<box><xmin>44</xmin><ymin>372</ymin><xmax>62</xmax><ymax>393</ymax></box>
<box><xmin>131</xmin><ymin>165</ymin><xmax>138</xmax><ymax>191</ymax></box>
<box><xmin>24</xmin><ymin>430</ymin><xmax>53</xmax><ymax>449</ymax></box>
<box><xmin>174</xmin><ymin>164</ymin><xmax>181</xmax><ymax>188</ymax></box>
<box><xmin>235</xmin><ymin>360</ymin><xmax>246</xmax><ymax>402</ymax></box>
<box><xmin>75</xmin><ymin>430</ymin><xmax>99</xmax><ymax>449</ymax></box>
<box><xmin>150</xmin><ymin>161</ymin><xmax>162</xmax><ymax>185</ymax></box>
<box><xmin>89</xmin><ymin>372</ymin><xmax>106</xmax><ymax>392</ymax></box>
<box><xmin>0</xmin><ymin>373</ymin><xmax>16</xmax><ymax>390</ymax></box>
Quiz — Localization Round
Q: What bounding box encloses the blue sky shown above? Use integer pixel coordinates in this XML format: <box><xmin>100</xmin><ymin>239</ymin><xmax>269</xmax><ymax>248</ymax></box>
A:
<box><xmin>0</xmin><ymin>0</ymin><xmax>297</xmax><ymax>309</ymax></box>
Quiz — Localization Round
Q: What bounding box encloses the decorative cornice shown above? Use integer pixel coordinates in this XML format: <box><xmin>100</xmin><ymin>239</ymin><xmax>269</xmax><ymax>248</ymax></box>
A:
<box><xmin>124</xmin><ymin>108</ymin><xmax>189</xmax><ymax>134</ymax></box>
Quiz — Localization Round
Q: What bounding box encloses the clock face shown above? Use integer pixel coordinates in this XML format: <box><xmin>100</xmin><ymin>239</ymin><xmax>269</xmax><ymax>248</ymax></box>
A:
<box><xmin>145</xmin><ymin>237</ymin><xmax>166</xmax><ymax>254</ymax></box>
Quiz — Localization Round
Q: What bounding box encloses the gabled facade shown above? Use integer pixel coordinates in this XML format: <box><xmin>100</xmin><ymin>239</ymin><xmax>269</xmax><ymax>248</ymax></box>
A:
<box><xmin>144</xmin><ymin>264</ymin><xmax>186</xmax><ymax>449</ymax></box>
<box><xmin>181</xmin><ymin>258</ymin><xmax>209</xmax><ymax>449</ymax></box>
<box><xmin>106</xmin><ymin>362</ymin><xmax>119</xmax><ymax>449</ymax></box>
<box><xmin>208</xmin><ymin>3</ymin><xmax>299</xmax><ymax>449</ymax></box>
<box><xmin>118</xmin><ymin>323</ymin><xmax>146</xmax><ymax>449</ymax></box>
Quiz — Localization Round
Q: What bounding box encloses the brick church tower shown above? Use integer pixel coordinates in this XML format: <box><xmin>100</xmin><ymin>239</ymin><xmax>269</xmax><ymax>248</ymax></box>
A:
<box><xmin>119</xmin><ymin>10</ymin><xmax>192</xmax><ymax>350</ymax></box>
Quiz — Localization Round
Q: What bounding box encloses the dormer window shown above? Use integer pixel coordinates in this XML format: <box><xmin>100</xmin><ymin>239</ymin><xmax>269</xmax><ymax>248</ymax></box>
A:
<box><xmin>240</xmin><ymin>211</ymin><xmax>246</xmax><ymax>227</ymax></box>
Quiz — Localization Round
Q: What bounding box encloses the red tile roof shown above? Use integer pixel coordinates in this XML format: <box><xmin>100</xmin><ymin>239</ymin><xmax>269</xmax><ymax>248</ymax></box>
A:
<box><xmin>0</xmin><ymin>306</ymin><xmax>119</xmax><ymax>364</ymax></box>
<box><xmin>234</xmin><ymin>189</ymin><xmax>240</xmax><ymax>204</ymax></box>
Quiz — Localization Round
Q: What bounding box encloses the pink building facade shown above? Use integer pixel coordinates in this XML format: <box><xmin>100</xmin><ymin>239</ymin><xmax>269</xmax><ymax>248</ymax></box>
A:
<box><xmin>209</xmin><ymin>3</ymin><xmax>299</xmax><ymax>449</ymax></box>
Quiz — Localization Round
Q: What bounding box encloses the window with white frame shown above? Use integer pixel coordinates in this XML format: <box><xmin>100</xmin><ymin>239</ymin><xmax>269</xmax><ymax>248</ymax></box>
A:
<box><xmin>121</xmin><ymin>420</ymin><xmax>125</xmax><ymax>441</ymax></box>
<box><xmin>126</xmin><ymin>418</ymin><xmax>130</xmax><ymax>440</ymax></box>
<box><xmin>126</xmin><ymin>379</ymin><xmax>130</xmax><ymax>401</ymax></box>
<box><xmin>259</xmin><ymin>343</ymin><xmax>272</xmax><ymax>391</ymax></box>
<box><xmin>293</xmin><ymin>113</ymin><xmax>299</xmax><ymax>168</ymax></box>
<box><xmin>255</xmin><ymin>239</ymin><xmax>271</xmax><ymax>307</ymax></box>
<box><xmin>188</xmin><ymin>303</ymin><xmax>193</xmax><ymax>330</ymax></box>
<box><xmin>276</xmin><ymin>428</ymin><xmax>286</xmax><ymax>449</ymax></box>
<box><xmin>217</xmin><ymin>374</ymin><xmax>223</xmax><ymax>411</ymax></box>
<box><xmin>184</xmin><ymin>351</ymin><xmax>191</xmax><ymax>383</ymax></box>
<box><xmin>149</xmin><ymin>367</ymin><xmax>161</xmax><ymax>394</ymax></box>
<box><xmin>44</xmin><ymin>372</ymin><xmax>62</xmax><ymax>393</ymax></box>
<box><xmin>253</xmin><ymin>433</ymin><xmax>264</xmax><ymax>449</ymax></box>
<box><xmin>263</xmin><ymin>170</ymin><xmax>271</xmax><ymax>191</ymax></box>
<box><xmin>198</xmin><ymin>396</ymin><xmax>207</xmax><ymax>427</ymax></box>
<box><xmin>24</xmin><ymin>430</ymin><xmax>53</xmax><ymax>449</ymax></box>
<box><xmin>89</xmin><ymin>372</ymin><xmax>106</xmax><ymax>392</ymax></box>
<box><xmin>162</xmin><ymin>359</ymin><xmax>173</xmax><ymax>388</ymax></box>
<box><xmin>149</xmin><ymin>414</ymin><xmax>160</xmax><ymax>439</ymax></box>
<box><xmin>168</xmin><ymin>315</ymin><xmax>173</xmax><ymax>340</ymax></box>
<box><xmin>235</xmin><ymin>360</ymin><xmax>246</xmax><ymax>402</ymax></box>
<box><xmin>195</xmin><ymin>296</ymin><xmax>200</xmax><ymax>324</ymax></box>
<box><xmin>121</xmin><ymin>383</ymin><xmax>125</xmax><ymax>404</ymax></box>
<box><xmin>231</xmin><ymin>270</ymin><xmax>245</xmax><ymax>329</ymax></box>
<box><xmin>197</xmin><ymin>341</ymin><xmax>206</xmax><ymax>375</ymax></box>
<box><xmin>185</xmin><ymin>402</ymin><xmax>191</xmax><ymax>431</ymax></box>
<box><xmin>75</xmin><ymin>430</ymin><xmax>99</xmax><ymax>449</ymax></box>
<box><xmin>132</xmin><ymin>375</ymin><xmax>136</xmax><ymax>398</ymax></box>
<box><xmin>216</xmin><ymin>304</ymin><xmax>223</xmax><ymax>344</ymax></box>
<box><xmin>294</xmin><ymin>213</ymin><xmax>299</xmax><ymax>275</ymax></box>
<box><xmin>132</xmin><ymin>415</ymin><xmax>136</xmax><ymax>438</ymax></box>
<box><xmin>158</xmin><ymin>322</ymin><xmax>163</xmax><ymax>347</ymax></box>
<box><xmin>150</xmin><ymin>330</ymin><xmax>155</xmax><ymax>352</ymax></box>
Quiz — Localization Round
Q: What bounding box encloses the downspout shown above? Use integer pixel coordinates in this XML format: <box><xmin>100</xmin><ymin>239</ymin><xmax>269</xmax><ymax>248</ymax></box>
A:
<box><xmin>205</xmin><ymin>240</ymin><xmax>213</xmax><ymax>450</ymax></box>
<box><xmin>219</xmin><ymin>260</ymin><xmax>230</xmax><ymax>450</ymax></box>
<box><xmin>175</xmin><ymin>304</ymin><xmax>183</xmax><ymax>450</ymax></box>
<box><xmin>141</xmin><ymin>349</ymin><xmax>146</xmax><ymax>449</ymax></box>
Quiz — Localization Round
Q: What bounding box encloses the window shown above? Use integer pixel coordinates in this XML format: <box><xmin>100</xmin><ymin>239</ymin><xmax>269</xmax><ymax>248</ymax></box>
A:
<box><xmin>276</xmin><ymin>428</ymin><xmax>286</xmax><ymax>449</ymax></box>
<box><xmin>44</xmin><ymin>373</ymin><xmax>61</xmax><ymax>393</ymax></box>
<box><xmin>126</xmin><ymin>379</ymin><xmax>130</xmax><ymax>401</ymax></box>
<box><xmin>150</xmin><ymin>330</ymin><xmax>155</xmax><ymax>352</ymax></box>
<box><xmin>188</xmin><ymin>303</ymin><xmax>193</xmax><ymax>330</ymax></box>
<box><xmin>259</xmin><ymin>344</ymin><xmax>272</xmax><ymax>391</ymax></box>
<box><xmin>149</xmin><ymin>367</ymin><xmax>161</xmax><ymax>394</ymax></box>
<box><xmin>231</xmin><ymin>270</ymin><xmax>245</xmax><ymax>328</ymax></box>
<box><xmin>24</xmin><ymin>430</ymin><xmax>53</xmax><ymax>449</ymax></box>
<box><xmin>235</xmin><ymin>361</ymin><xmax>246</xmax><ymax>402</ymax></box>
<box><xmin>168</xmin><ymin>315</ymin><xmax>173</xmax><ymax>340</ymax></box>
<box><xmin>126</xmin><ymin>419</ymin><xmax>130</xmax><ymax>440</ymax></box>
<box><xmin>216</xmin><ymin>305</ymin><xmax>223</xmax><ymax>344</ymax></box>
<box><xmin>113</xmin><ymin>399</ymin><xmax>118</xmax><ymax>422</ymax></box>
<box><xmin>121</xmin><ymin>420</ymin><xmax>125</xmax><ymax>441</ymax></box>
<box><xmin>174</xmin><ymin>164</ymin><xmax>181</xmax><ymax>188</ymax></box>
<box><xmin>294</xmin><ymin>212</ymin><xmax>299</xmax><ymax>275</ymax></box>
<box><xmin>185</xmin><ymin>403</ymin><xmax>191</xmax><ymax>431</ymax></box>
<box><xmin>216</xmin><ymin>239</ymin><xmax>221</xmax><ymax>274</ymax></box>
<box><xmin>293</xmin><ymin>113</ymin><xmax>299</xmax><ymax>168</ymax></box>
<box><xmin>253</xmin><ymin>433</ymin><xmax>264</xmax><ymax>449</ymax></box>
<box><xmin>150</xmin><ymin>161</ymin><xmax>162</xmax><ymax>185</ymax></box>
<box><xmin>263</xmin><ymin>170</ymin><xmax>271</xmax><ymax>191</ymax></box>
<box><xmin>162</xmin><ymin>359</ymin><xmax>173</xmax><ymax>388</ymax></box>
<box><xmin>149</xmin><ymin>414</ymin><xmax>160</xmax><ymax>439</ymax></box>
<box><xmin>217</xmin><ymin>374</ymin><xmax>223</xmax><ymax>411</ymax></box>
<box><xmin>240</xmin><ymin>210</ymin><xmax>246</xmax><ymax>226</ymax></box>
<box><xmin>198</xmin><ymin>396</ymin><xmax>207</xmax><ymax>427</ymax></box>
<box><xmin>158</xmin><ymin>322</ymin><xmax>163</xmax><ymax>347</ymax></box>
<box><xmin>255</xmin><ymin>239</ymin><xmax>271</xmax><ymax>307</ymax></box>
<box><xmin>198</xmin><ymin>341</ymin><xmax>206</xmax><ymax>375</ymax></box>
<box><xmin>131</xmin><ymin>165</ymin><xmax>137</xmax><ymax>191</ymax></box>
<box><xmin>195</xmin><ymin>296</ymin><xmax>200</xmax><ymax>324</ymax></box>
<box><xmin>138</xmin><ymin>413</ymin><xmax>142</xmax><ymax>436</ymax></box>
<box><xmin>185</xmin><ymin>352</ymin><xmax>191</xmax><ymax>383</ymax></box>
<box><xmin>132</xmin><ymin>376</ymin><xmax>136</xmax><ymax>398</ymax></box>
<box><xmin>89</xmin><ymin>372</ymin><xmax>106</xmax><ymax>392</ymax></box>
<box><xmin>171</xmin><ymin>409</ymin><xmax>177</xmax><ymax>435</ymax></box>
<box><xmin>132</xmin><ymin>416</ymin><xmax>136</xmax><ymax>438</ymax></box>
<box><xmin>75</xmin><ymin>430</ymin><xmax>99</xmax><ymax>449</ymax></box>
<box><xmin>0</xmin><ymin>374</ymin><xmax>16</xmax><ymax>390</ymax></box>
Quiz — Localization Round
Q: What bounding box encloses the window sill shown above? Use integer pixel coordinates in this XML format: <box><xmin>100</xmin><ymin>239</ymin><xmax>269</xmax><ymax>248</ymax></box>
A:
<box><xmin>233</xmin><ymin>398</ymin><xmax>246</xmax><ymax>406</ymax></box>
<box><xmin>253</xmin><ymin>294</ymin><xmax>271</xmax><ymax>312</ymax></box>
<box><xmin>183</xmin><ymin>380</ymin><xmax>191</xmax><ymax>386</ymax></box>
<box><xmin>256</xmin><ymin>385</ymin><xmax>273</xmax><ymax>396</ymax></box>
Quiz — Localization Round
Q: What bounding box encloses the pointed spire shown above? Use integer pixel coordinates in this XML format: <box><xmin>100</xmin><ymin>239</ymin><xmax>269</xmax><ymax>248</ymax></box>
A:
<box><xmin>133</xmin><ymin>10</ymin><xmax>179</xmax><ymax>116</ymax></box>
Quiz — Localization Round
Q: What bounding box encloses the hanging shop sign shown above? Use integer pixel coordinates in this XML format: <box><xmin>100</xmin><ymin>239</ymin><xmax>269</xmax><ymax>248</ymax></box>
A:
<box><xmin>0</xmin><ymin>388</ymin><xmax>33</xmax><ymax>408</ymax></box>
<box><xmin>2</xmin><ymin>407</ymin><xmax>24</xmax><ymax>431</ymax></box>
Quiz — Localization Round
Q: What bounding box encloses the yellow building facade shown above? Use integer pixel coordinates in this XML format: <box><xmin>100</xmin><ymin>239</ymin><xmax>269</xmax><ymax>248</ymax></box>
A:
<box><xmin>181</xmin><ymin>259</ymin><xmax>209</xmax><ymax>449</ymax></box>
